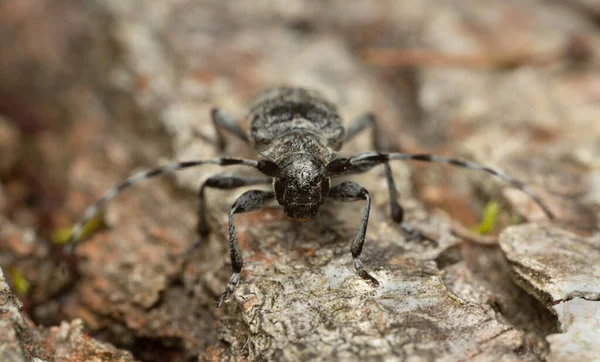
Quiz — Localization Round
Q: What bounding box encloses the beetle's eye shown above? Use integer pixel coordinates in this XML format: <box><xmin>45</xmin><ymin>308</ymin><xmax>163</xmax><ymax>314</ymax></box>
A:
<box><xmin>257</xmin><ymin>160</ymin><xmax>280</xmax><ymax>177</ymax></box>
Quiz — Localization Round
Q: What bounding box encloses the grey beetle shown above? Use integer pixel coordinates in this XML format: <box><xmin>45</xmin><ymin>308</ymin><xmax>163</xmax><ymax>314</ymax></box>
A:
<box><xmin>65</xmin><ymin>87</ymin><xmax>554</xmax><ymax>307</ymax></box>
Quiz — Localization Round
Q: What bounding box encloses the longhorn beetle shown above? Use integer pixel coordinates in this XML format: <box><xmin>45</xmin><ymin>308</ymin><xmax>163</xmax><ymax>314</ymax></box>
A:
<box><xmin>65</xmin><ymin>86</ymin><xmax>554</xmax><ymax>307</ymax></box>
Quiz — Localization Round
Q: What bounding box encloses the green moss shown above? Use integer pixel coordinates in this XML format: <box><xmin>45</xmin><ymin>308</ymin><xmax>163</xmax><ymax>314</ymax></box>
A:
<box><xmin>9</xmin><ymin>267</ymin><xmax>30</xmax><ymax>295</ymax></box>
<box><xmin>475</xmin><ymin>201</ymin><xmax>499</xmax><ymax>235</ymax></box>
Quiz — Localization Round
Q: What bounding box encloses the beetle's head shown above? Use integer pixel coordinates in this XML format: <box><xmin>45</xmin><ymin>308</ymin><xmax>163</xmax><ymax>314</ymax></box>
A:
<box><xmin>273</xmin><ymin>155</ymin><xmax>329</xmax><ymax>222</ymax></box>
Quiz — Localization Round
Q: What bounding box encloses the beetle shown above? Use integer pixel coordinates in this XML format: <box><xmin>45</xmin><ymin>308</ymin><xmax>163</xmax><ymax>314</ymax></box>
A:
<box><xmin>65</xmin><ymin>86</ymin><xmax>554</xmax><ymax>307</ymax></box>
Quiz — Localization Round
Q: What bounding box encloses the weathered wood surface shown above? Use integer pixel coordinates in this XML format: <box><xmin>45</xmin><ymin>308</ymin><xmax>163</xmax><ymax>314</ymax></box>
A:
<box><xmin>0</xmin><ymin>1</ymin><xmax>598</xmax><ymax>361</ymax></box>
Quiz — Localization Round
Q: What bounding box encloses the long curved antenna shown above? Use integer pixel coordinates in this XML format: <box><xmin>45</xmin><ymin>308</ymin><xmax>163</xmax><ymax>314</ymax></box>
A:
<box><xmin>327</xmin><ymin>152</ymin><xmax>555</xmax><ymax>220</ymax></box>
<box><xmin>64</xmin><ymin>158</ymin><xmax>269</xmax><ymax>253</ymax></box>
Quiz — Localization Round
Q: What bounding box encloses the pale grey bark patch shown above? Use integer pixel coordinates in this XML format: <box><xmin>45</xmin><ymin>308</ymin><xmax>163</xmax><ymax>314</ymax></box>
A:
<box><xmin>500</xmin><ymin>225</ymin><xmax>600</xmax><ymax>362</ymax></box>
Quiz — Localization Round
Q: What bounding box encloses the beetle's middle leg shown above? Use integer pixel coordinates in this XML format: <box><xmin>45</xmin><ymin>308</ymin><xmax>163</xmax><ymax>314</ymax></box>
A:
<box><xmin>218</xmin><ymin>189</ymin><xmax>275</xmax><ymax>307</ymax></box>
<box><xmin>328</xmin><ymin>181</ymin><xmax>379</xmax><ymax>286</ymax></box>
<box><xmin>181</xmin><ymin>173</ymin><xmax>272</xmax><ymax>256</ymax></box>
<box><xmin>345</xmin><ymin>113</ymin><xmax>436</xmax><ymax>244</ymax></box>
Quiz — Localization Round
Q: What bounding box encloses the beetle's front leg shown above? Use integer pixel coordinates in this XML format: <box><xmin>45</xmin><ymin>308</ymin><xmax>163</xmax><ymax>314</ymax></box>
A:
<box><xmin>328</xmin><ymin>181</ymin><xmax>379</xmax><ymax>287</ymax></box>
<box><xmin>218</xmin><ymin>189</ymin><xmax>275</xmax><ymax>307</ymax></box>
<box><xmin>177</xmin><ymin>173</ymin><xmax>272</xmax><ymax>257</ymax></box>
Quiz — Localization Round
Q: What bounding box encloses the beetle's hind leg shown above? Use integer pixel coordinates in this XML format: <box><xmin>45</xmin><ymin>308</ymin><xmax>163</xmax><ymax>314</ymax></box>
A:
<box><xmin>346</xmin><ymin>113</ymin><xmax>438</xmax><ymax>246</ymax></box>
<box><xmin>211</xmin><ymin>108</ymin><xmax>249</xmax><ymax>150</ymax></box>
<box><xmin>190</xmin><ymin>108</ymin><xmax>249</xmax><ymax>149</ymax></box>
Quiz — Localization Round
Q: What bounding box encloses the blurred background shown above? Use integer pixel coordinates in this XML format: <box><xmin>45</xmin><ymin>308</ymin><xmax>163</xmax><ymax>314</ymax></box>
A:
<box><xmin>0</xmin><ymin>1</ymin><xmax>599</xmax><ymax>361</ymax></box>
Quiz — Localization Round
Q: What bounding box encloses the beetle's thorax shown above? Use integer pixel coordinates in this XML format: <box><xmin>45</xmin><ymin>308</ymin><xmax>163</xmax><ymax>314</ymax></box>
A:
<box><xmin>260</xmin><ymin>132</ymin><xmax>338</xmax><ymax>163</ymax></box>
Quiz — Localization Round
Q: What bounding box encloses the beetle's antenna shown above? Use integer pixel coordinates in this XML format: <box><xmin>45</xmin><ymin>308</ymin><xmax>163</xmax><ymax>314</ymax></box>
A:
<box><xmin>331</xmin><ymin>152</ymin><xmax>555</xmax><ymax>220</ymax></box>
<box><xmin>64</xmin><ymin>158</ymin><xmax>264</xmax><ymax>253</ymax></box>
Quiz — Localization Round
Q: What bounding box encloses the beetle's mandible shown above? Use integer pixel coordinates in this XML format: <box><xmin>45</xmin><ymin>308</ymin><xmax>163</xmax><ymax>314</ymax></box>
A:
<box><xmin>65</xmin><ymin>86</ymin><xmax>554</xmax><ymax>307</ymax></box>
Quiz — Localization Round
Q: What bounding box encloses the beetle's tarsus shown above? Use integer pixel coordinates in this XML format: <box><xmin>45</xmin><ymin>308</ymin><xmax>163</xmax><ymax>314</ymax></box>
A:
<box><xmin>217</xmin><ymin>289</ymin><xmax>231</xmax><ymax>308</ymax></box>
<box><xmin>401</xmin><ymin>224</ymin><xmax>439</xmax><ymax>246</ymax></box>
<box><xmin>358</xmin><ymin>268</ymin><xmax>380</xmax><ymax>287</ymax></box>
